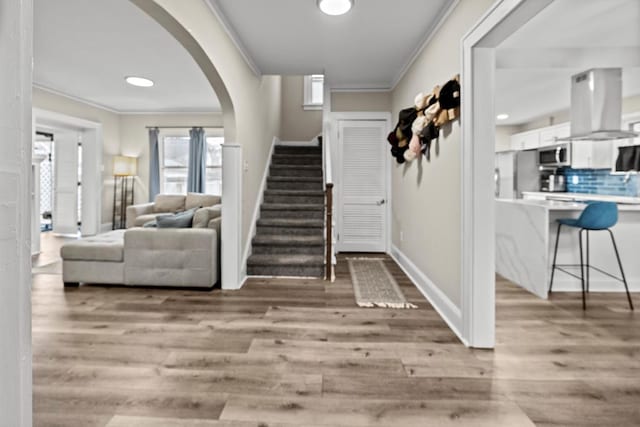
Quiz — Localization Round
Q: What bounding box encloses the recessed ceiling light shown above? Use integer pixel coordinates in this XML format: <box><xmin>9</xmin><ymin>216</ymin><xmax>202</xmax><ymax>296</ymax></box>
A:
<box><xmin>317</xmin><ymin>0</ymin><xmax>353</xmax><ymax>16</ymax></box>
<box><xmin>496</xmin><ymin>114</ymin><xmax>509</xmax><ymax>120</ymax></box>
<box><xmin>125</xmin><ymin>76</ymin><xmax>154</xmax><ymax>88</ymax></box>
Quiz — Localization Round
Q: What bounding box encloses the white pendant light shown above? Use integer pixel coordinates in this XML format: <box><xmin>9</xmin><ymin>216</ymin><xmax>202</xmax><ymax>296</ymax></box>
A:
<box><xmin>317</xmin><ymin>0</ymin><xmax>353</xmax><ymax>16</ymax></box>
<box><xmin>125</xmin><ymin>76</ymin><xmax>154</xmax><ymax>87</ymax></box>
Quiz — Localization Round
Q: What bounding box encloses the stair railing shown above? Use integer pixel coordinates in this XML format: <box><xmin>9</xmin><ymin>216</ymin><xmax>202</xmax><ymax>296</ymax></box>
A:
<box><xmin>322</xmin><ymin>122</ymin><xmax>336</xmax><ymax>281</ymax></box>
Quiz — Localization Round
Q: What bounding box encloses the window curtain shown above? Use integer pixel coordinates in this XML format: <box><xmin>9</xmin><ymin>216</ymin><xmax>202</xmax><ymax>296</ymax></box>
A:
<box><xmin>148</xmin><ymin>127</ymin><xmax>160</xmax><ymax>201</ymax></box>
<box><xmin>188</xmin><ymin>127</ymin><xmax>206</xmax><ymax>193</ymax></box>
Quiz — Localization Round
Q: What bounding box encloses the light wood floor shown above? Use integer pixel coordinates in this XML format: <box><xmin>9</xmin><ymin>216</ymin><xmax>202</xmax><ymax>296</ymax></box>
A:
<box><xmin>32</xmin><ymin>233</ymin><xmax>640</xmax><ymax>426</ymax></box>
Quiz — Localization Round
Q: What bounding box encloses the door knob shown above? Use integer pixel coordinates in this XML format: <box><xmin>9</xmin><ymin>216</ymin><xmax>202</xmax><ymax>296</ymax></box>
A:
<box><xmin>376</xmin><ymin>199</ymin><xmax>386</xmax><ymax>206</ymax></box>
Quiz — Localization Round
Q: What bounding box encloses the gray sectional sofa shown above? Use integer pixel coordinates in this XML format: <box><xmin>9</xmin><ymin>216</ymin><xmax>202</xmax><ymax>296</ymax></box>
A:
<box><xmin>60</xmin><ymin>193</ymin><xmax>221</xmax><ymax>288</ymax></box>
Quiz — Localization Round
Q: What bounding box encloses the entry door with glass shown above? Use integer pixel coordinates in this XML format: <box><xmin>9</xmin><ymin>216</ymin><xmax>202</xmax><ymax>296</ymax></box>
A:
<box><xmin>52</xmin><ymin>131</ymin><xmax>79</xmax><ymax>235</ymax></box>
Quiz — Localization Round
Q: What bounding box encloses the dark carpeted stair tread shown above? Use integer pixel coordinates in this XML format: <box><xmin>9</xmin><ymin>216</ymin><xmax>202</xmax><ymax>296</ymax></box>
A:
<box><xmin>253</xmin><ymin>235</ymin><xmax>324</xmax><ymax>246</ymax></box>
<box><xmin>272</xmin><ymin>154</ymin><xmax>322</xmax><ymax>163</ymax></box>
<box><xmin>274</xmin><ymin>146</ymin><xmax>322</xmax><ymax>155</ymax></box>
<box><xmin>247</xmin><ymin>254</ymin><xmax>324</xmax><ymax>267</ymax></box>
<box><xmin>261</xmin><ymin>203</ymin><xmax>324</xmax><ymax>211</ymax></box>
<box><xmin>268</xmin><ymin>176</ymin><xmax>323</xmax><ymax>183</ymax></box>
<box><xmin>257</xmin><ymin>218</ymin><xmax>323</xmax><ymax>228</ymax></box>
<box><xmin>265</xmin><ymin>189</ymin><xmax>325</xmax><ymax>196</ymax></box>
<box><xmin>270</xmin><ymin>165</ymin><xmax>322</xmax><ymax>170</ymax></box>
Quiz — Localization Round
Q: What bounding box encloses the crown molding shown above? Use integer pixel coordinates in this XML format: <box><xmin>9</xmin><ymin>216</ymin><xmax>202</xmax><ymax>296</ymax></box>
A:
<box><xmin>120</xmin><ymin>111</ymin><xmax>223</xmax><ymax>115</ymax></box>
<box><xmin>390</xmin><ymin>0</ymin><xmax>460</xmax><ymax>91</ymax></box>
<box><xmin>205</xmin><ymin>0</ymin><xmax>262</xmax><ymax>78</ymax></box>
<box><xmin>33</xmin><ymin>83</ymin><xmax>120</xmax><ymax>114</ymax></box>
<box><xmin>33</xmin><ymin>83</ymin><xmax>222</xmax><ymax>116</ymax></box>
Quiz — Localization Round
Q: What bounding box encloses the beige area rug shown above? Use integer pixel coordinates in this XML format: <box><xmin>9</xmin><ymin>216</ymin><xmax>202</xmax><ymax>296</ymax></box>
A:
<box><xmin>32</xmin><ymin>260</ymin><xmax>62</xmax><ymax>275</ymax></box>
<box><xmin>348</xmin><ymin>258</ymin><xmax>417</xmax><ymax>309</ymax></box>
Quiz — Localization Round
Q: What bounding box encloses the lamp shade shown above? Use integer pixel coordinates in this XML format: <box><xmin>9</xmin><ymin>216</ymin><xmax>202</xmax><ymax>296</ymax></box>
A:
<box><xmin>113</xmin><ymin>156</ymin><xmax>137</xmax><ymax>176</ymax></box>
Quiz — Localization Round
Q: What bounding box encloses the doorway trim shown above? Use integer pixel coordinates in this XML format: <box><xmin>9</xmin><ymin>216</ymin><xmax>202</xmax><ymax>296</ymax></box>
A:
<box><xmin>33</xmin><ymin>108</ymin><xmax>104</xmax><ymax>236</ymax></box>
<box><xmin>460</xmin><ymin>0</ymin><xmax>554</xmax><ymax>348</ymax></box>
<box><xmin>329</xmin><ymin>112</ymin><xmax>393</xmax><ymax>253</ymax></box>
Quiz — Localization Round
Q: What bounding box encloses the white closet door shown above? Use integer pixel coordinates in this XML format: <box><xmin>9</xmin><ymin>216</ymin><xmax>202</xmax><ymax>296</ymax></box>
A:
<box><xmin>338</xmin><ymin>120</ymin><xmax>388</xmax><ymax>252</ymax></box>
<box><xmin>53</xmin><ymin>132</ymin><xmax>78</xmax><ymax>235</ymax></box>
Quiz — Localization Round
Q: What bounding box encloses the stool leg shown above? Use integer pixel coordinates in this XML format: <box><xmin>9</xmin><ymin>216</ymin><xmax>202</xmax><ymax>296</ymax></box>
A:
<box><xmin>579</xmin><ymin>229</ymin><xmax>586</xmax><ymax>310</ymax></box>
<box><xmin>607</xmin><ymin>229</ymin><xmax>634</xmax><ymax>311</ymax></box>
<box><xmin>586</xmin><ymin>230</ymin><xmax>590</xmax><ymax>293</ymax></box>
<box><xmin>549</xmin><ymin>223</ymin><xmax>562</xmax><ymax>294</ymax></box>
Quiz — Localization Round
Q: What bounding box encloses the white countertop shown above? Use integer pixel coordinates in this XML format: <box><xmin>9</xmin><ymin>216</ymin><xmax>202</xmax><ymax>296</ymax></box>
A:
<box><xmin>522</xmin><ymin>191</ymin><xmax>640</xmax><ymax>205</ymax></box>
<box><xmin>497</xmin><ymin>198</ymin><xmax>640</xmax><ymax>211</ymax></box>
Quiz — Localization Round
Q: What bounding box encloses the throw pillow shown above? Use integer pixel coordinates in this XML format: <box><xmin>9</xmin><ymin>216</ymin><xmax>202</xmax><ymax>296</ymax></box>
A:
<box><xmin>142</xmin><ymin>220</ymin><xmax>158</xmax><ymax>228</ymax></box>
<box><xmin>192</xmin><ymin>205</ymin><xmax>222</xmax><ymax>228</ymax></box>
<box><xmin>156</xmin><ymin>208</ymin><xmax>197</xmax><ymax>229</ymax></box>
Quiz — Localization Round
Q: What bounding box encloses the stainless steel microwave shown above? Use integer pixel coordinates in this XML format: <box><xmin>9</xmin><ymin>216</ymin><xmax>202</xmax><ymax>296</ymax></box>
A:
<box><xmin>538</xmin><ymin>143</ymin><xmax>571</xmax><ymax>167</ymax></box>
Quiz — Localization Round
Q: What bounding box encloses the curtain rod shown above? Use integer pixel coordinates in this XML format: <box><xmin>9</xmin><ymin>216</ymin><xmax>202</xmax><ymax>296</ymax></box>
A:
<box><xmin>145</xmin><ymin>126</ymin><xmax>223</xmax><ymax>129</ymax></box>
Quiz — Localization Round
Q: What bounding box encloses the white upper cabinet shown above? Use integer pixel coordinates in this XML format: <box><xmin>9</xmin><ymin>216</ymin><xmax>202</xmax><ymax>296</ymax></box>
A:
<box><xmin>510</xmin><ymin>130</ymin><xmax>539</xmax><ymax>151</ymax></box>
<box><xmin>571</xmin><ymin>140</ymin><xmax>612</xmax><ymax>169</ymax></box>
<box><xmin>539</xmin><ymin>124</ymin><xmax>570</xmax><ymax>148</ymax></box>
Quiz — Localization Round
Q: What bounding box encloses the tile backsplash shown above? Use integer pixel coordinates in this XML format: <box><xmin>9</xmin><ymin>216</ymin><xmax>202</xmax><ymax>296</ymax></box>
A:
<box><xmin>564</xmin><ymin>168</ymin><xmax>639</xmax><ymax>197</ymax></box>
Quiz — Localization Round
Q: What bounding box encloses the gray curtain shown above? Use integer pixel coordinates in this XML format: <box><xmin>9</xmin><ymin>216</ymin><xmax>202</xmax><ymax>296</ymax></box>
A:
<box><xmin>148</xmin><ymin>127</ymin><xmax>160</xmax><ymax>201</ymax></box>
<box><xmin>188</xmin><ymin>127</ymin><xmax>206</xmax><ymax>193</ymax></box>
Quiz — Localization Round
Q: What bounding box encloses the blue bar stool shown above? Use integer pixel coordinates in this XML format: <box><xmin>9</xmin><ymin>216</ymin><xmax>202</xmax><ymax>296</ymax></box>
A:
<box><xmin>549</xmin><ymin>201</ymin><xmax>634</xmax><ymax>310</ymax></box>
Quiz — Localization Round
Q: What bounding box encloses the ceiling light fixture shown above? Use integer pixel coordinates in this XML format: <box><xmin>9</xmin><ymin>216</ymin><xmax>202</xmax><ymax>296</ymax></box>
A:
<box><xmin>125</xmin><ymin>76</ymin><xmax>154</xmax><ymax>88</ymax></box>
<box><xmin>496</xmin><ymin>114</ymin><xmax>509</xmax><ymax>120</ymax></box>
<box><xmin>317</xmin><ymin>0</ymin><xmax>353</xmax><ymax>16</ymax></box>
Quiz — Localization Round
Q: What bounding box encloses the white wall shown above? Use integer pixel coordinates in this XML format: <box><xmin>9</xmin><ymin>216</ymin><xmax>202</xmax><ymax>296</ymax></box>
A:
<box><xmin>495</xmin><ymin>125</ymin><xmax>519</xmax><ymax>151</ymax></box>
<box><xmin>280</xmin><ymin>75</ymin><xmax>322</xmax><ymax>141</ymax></box>
<box><xmin>390</xmin><ymin>0</ymin><xmax>494</xmax><ymax>307</ymax></box>
<box><xmin>0</xmin><ymin>0</ymin><xmax>33</xmax><ymax>424</ymax></box>
<box><xmin>331</xmin><ymin>91</ymin><xmax>391</xmax><ymax>112</ymax></box>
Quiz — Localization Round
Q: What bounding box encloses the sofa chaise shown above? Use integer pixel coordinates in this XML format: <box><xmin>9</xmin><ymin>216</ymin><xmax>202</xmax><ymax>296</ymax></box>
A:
<box><xmin>60</xmin><ymin>193</ymin><xmax>221</xmax><ymax>288</ymax></box>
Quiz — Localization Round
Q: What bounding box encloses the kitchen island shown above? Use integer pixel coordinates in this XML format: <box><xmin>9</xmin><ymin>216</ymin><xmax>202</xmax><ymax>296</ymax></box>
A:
<box><xmin>496</xmin><ymin>198</ymin><xmax>640</xmax><ymax>299</ymax></box>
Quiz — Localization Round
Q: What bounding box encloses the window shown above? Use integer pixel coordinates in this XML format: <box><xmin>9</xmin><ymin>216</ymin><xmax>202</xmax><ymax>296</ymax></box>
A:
<box><xmin>160</xmin><ymin>134</ymin><xmax>223</xmax><ymax>195</ymax></box>
<box><xmin>303</xmin><ymin>74</ymin><xmax>324</xmax><ymax>110</ymax></box>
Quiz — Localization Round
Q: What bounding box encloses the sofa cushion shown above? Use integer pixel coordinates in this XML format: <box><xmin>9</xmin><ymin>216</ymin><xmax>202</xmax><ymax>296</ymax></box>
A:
<box><xmin>185</xmin><ymin>193</ymin><xmax>221</xmax><ymax>210</ymax></box>
<box><xmin>60</xmin><ymin>230</ymin><xmax>125</xmax><ymax>262</ymax></box>
<box><xmin>156</xmin><ymin>208</ymin><xmax>197</xmax><ymax>229</ymax></box>
<box><xmin>154</xmin><ymin>194</ymin><xmax>186</xmax><ymax>213</ymax></box>
<box><xmin>192</xmin><ymin>205</ymin><xmax>222</xmax><ymax>228</ymax></box>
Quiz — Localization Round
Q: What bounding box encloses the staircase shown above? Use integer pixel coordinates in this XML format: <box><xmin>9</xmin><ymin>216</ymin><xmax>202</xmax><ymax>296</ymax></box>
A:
<box><xmin>247</xmin><ymin>145</ymin><xmax>325</xmax><ymax>277</ymax></box>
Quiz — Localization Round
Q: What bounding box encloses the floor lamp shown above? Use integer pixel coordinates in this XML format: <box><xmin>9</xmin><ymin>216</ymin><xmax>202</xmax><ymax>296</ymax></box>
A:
<box><xmin>112</xmin><ymin>156</ymin><xmax>137</xmax><ymax>230</ymax></box>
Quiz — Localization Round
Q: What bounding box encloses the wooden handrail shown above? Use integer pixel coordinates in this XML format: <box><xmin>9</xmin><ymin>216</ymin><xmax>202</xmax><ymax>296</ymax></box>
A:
<box><xmin>325</xmin><ymin>182</ymin><xmax>333</xmax><ymax>280</ymax></box>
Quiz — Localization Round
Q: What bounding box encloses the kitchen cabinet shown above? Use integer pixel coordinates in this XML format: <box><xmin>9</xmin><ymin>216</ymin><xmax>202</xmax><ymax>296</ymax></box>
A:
<box><xmin>571</xmin><ymin>140</ymin><xmax>612</xmax><ymax>169</ymax></box>
<box><xmin>509</xmin><ymin>123</ymin><xmax>569</xmax><ymax>151</ymax></box>
<box><xmin>610</xmin><ymin>118</ymin><xmax>640</xmax><ymax>173</ymax></box>
<box><xmin>510</xmin><ymin>130</ymin><xmax>539</xmax><ymax>151</ymax></box>
<box><xmin>539</xmin><ymin>124</ymin><xmax>570</xmax><ymax>148</ymax></box>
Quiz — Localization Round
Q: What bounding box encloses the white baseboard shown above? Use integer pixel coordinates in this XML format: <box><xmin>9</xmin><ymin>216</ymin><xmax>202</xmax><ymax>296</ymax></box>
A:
<box><xmin>389</xmin><ymin>244</ymin><xmax>465</xmax><ymax>345</ymax></box>
<box><xmin>549</xmin><ymin>278</ymin><xmax>640</xmax><ymax>293</ymax></box>
<box><xmin>241</xmin><ymin>136</ymin><xmax>278</xmax><ymax>281</ymax></box>
<box><xmin>277</xmin><ymin>140</ymin><xmax>319</xmax><ymax>147</ymax></box>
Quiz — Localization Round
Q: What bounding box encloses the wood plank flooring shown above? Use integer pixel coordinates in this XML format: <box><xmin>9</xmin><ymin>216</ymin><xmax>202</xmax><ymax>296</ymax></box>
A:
<box><xmin>31</xmin><ymin>234</ymin><xmax>640</xmax><ymax>426</ymax></box>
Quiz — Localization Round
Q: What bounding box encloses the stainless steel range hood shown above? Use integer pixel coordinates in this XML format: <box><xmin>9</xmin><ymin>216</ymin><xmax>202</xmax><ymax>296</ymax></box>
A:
<box><xmin>558</xmin><ymin>68</ymin><xmax>638</xmax><ymax>141</ymax></box>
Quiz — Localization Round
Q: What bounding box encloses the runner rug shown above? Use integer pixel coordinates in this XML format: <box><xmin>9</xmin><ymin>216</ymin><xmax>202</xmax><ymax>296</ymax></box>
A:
<box><xmin>348</xmin><ymin>258</ymin><xmax>417</xmax><ymax>309</ymax></box>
